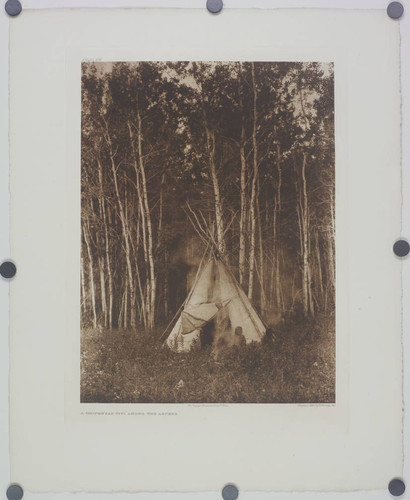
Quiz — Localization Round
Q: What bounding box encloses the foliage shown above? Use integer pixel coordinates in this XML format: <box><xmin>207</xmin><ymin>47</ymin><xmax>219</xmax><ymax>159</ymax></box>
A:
<box><xmin>81</xmin><ymin>316</ymin><xmax>335</xmax><ymax>404</ymax></box>
<box><xmin>81</xmin><ymin>61</ymin><xmax>335</xmax><ymax>331</ymax></box>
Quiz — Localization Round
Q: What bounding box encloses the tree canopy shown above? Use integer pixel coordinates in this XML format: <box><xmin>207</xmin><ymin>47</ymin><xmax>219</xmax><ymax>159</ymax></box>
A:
<box><xmin>81</xmin><ymin>61</ymin><xmax>335</xmax><ymax>331</ymax></box>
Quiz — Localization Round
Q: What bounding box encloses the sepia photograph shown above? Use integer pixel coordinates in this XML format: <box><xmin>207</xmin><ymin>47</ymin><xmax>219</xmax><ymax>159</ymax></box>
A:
<box><xmin>80</xmin><ymin>61</ymin><xmax>335</xmax><ymax>404</ymax></box>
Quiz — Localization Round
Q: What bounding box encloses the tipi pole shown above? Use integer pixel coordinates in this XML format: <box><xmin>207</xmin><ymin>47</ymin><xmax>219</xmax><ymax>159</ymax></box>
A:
<box><xmin>159</xmin><ymin>302</ymin><xmax>184</xmax><ymax>342</ymax></box>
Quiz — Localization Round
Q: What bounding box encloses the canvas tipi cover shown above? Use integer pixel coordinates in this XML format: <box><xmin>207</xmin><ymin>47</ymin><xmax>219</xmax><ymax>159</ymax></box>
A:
<box><xmin>165</xmin><ymin>258</ymin><xmax>266</xmax><ymax>352</ymax></box>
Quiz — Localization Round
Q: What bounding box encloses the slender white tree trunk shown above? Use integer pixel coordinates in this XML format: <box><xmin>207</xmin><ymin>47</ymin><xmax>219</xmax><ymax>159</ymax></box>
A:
<box><xmin>103</xmin><ymin>200</ymin><xmax>113</xmax><ymax>329</ymax></box>
<box><xmin>256</xmin><ymin>179</ymin><xmax>266</xmax><ymax>314</ymax></box>
<box><xmin>105</xmin><ymin>124</ymin><xmax>136</xmax><ymax>328</ymax></box>
<box><xmin>82</xmin><ymin>220</ymin><xmax>97</xmax><ymax>328</ymax></box>
<box><xmin>128</xmin><ymin>114</ymin><xmax>156</xmax><ymax>331</ymax></box>
<box><xmin>248</xmin><ymin>62</ymin><xmax>258</xmax><ymax>301</ymax></box>
<box><xmin>98</xmin><ymin>256</ymin><xmax>106</xmax><ymax>326</ymax></box>
<box><xmin>239</xmin><ymin>138</ymin><xmax>247</xmax><ymax>286</ymax></box>
<box><xmin>315</xmin><ymin>229</ymin><xmax>324</xmax><ymax>307</ymax></box>
<box><xmin>238</xmin><ymin>68</ymin><xmax>247</xmax><ymax>286</ymax></box>
<box><xmin>204</xmin><ymin>121</ymin><xmax>225</xmax><ymax>254</ymax></box>
<box><xmin>299</xmin><ymin>152</ymin><xmax>314</xmax><ymax>316</ymax></box>
<box><xmin>80</xmin><ymin>252</ymin><xmax>87</xmax><ymax>318</ymax></box>
<box><xmin>273</xmin><ymin>142</ymin><xmax>283</xmax><ymax>311</ymax></box>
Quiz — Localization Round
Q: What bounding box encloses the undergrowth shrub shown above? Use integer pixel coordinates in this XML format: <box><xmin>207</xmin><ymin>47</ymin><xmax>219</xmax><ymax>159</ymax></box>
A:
<box><xmin>81</xmin><ymin>314</ymin><xmax>335</xmax><ymax>404</ymax></box>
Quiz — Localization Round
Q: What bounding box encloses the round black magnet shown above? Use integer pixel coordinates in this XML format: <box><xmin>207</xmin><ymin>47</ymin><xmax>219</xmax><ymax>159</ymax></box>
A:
<box><xmin>222</xmin><ymin>484</ymin><xmax>239</xmax><ymax>500</ymax></box>
<box><xmin>0</xmin><ymin>260</ymin><xmax>17</xmax><ymax>279</ymax></box>
<box><xmin>5</xmin><ymin>0</ymin><xmax>22</xmax><ymax>16</ymax></box>
<box><xmin>388</xmin><ymin>478</ymin><xmax>406</xmax><ymax>497</ymax></box>
<box><xmin>387</xmin><ymin>2</ymin><xmax>404</xmax><ymax>19</ymax></box>
<box><xmin>6</xmin><ymin>485</ymin><xmax>24</xmax><ymax>500</ymax></box>
<box><xmin>207</xmin><ymin>0</ymin><xmax>223</xmax><ymax>14</ymax></box>
<box><xmin>393</xmin><ymin>239</ymin><xmax>410</xmax><ymax>257</ymax></box>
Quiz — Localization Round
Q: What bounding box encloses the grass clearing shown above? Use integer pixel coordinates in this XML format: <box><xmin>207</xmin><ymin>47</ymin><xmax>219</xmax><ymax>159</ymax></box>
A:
<box><xmin>81</xmin><ymin>314</ymin><xmax>335</xmax><ymax>404</ymax></box>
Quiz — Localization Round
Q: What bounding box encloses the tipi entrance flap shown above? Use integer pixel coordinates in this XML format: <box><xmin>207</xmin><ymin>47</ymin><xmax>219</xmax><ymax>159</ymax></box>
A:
<box><xmin>181</xmin><ymin>302</ymin><xmax>219</xmax><ymax>335</ymax></box>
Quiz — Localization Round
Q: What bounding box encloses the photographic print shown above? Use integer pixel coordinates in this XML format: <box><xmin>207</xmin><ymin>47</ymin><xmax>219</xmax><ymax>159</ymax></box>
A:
<box><xmin>81</xmin><ymin>61</ymin><xmax>335</xmax><ymax>404</ymax></box>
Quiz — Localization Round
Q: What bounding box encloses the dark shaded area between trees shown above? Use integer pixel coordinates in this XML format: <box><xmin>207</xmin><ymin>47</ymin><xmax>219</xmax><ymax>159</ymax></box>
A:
<box><xmin>81</xmin><ymin>61</ymin><xmax>335</xmax><ymax>334</ymax></box>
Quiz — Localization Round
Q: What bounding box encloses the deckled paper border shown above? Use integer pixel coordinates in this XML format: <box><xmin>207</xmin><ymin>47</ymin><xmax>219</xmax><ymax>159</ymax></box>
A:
<box><xmin>8</xmin><ymin>7</ymin><xmax>402</xmax><ymax>493</ymax></box>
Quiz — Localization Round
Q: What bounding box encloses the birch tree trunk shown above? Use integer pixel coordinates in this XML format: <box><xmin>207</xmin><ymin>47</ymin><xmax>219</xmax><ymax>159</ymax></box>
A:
<box><xmin>238</xmin><ymin>66</ymin><xmax>247</xmax><ymax>286</ymax></box>
<box><xmin>95</xmin><ymin>170</ymin><xmax>108</xmax><ymax>327</ymax></box>
<box><xmin>256</xmin><ymin>180</ymin><xmax>266</xmax><ymax>315</ymax></box>
<box><xmin>239</xmin><ymin>137</ymin><xmax>247</xmax><ymax>286</ymax></box>
<box><xmin>204</xmin><ymin>120</ymin><xmax>225</xmax><ymax>254</ymax></box>
<box><xmin>127</xmin><ymin>114</ymin><xmax>156</xmax><ymax>331</ymax></box>
<box><xmin>273</xmin><ymin>142</ymin><xmax>283</xmax><ymax>312</ymax></box>
<box><xmin>158</xmin><ymin>172</ymin><xmax>165</xmax><ymax>249</ymax></box>
<box><xmin>82</xmin><ymin>219</ymin><xmax>97</xmax><ymax>328</ymax></box>
<box><xmin>194</xmin><ymin>74</ymin><xmax>226</xmax><ymax>256</ymax></box>
<box><xmin>124</xmin><ymin>274</ymin><xmax>128</xmax><ymax>329</ymax></box>
<box><xmin>248</xmin><ymin>62</ymin><xmax>258</xmax><ymax>301</ymax></box>
<box><xmin>164</xmin><ymin>248</ymin><xmax>169</xmax><ymax>319</ymax></box>
<box><xmin>127</xmin><ymin>123</ymin><xmax>148</xmax><ymax>328</ymax></box>
<box><xmin>102</xmin><ymin>199</ymin><xmax>113</xmax><ymax>329</ymax></box>
<box><xmin>98</xmin><ymin>256</ymin><xmax>106</xmax><ymax>327</ymax></box>
<box><xmin>137</xmin><ymin>112</ymin><xmax>156</xmax><ymax>330</ymax></box>
<box><xmin>105</xmin><ymin>122</ymin><xmax>136</xmax><ymax>328</ymax></box>
<box><xmin>134</xmin><ymin>218</ymin><xmax>148</xmax><ymax>328</ymax></box>
<box><xmin>295</xmin><ymin>82</ymin><xmax>315</xmax><ymax>317</ymax></box>
<box><xmin>329</xmin><ymin>188</ymin><xmax>336</xmax><ymax>286</ymax></box>
<box><xmin>297</xmin><ymin>151</ymin><xmax>314</xmax><ymax>317</ymax></box>
<box><xmin>315</xmin><ymin>229</ymin><xmax>324</xmax><ymax>308</ymax></box>
<box><xmin>80</xmin><ymin>251</ymin><xmax>87</xmax><ymax>319</ymax></box>
<box><xmin>326</xmin><ymin>189</ymin><xmax>336</xmax><ymax>309</ymax></box>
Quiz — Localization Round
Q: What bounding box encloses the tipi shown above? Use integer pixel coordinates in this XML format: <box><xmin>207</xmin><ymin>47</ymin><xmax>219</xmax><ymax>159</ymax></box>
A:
<box><xmin>164</xmin><ymin>257</ymin><xmax>266</xmax><ymax>352</ymax></box>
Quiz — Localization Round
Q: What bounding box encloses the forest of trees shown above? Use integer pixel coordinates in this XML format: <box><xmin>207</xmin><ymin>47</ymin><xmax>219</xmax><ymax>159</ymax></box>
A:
<box><xmin>81</xmin><ymin>61</ymin><xmax>335</xmax><ymax>333</ymax></box>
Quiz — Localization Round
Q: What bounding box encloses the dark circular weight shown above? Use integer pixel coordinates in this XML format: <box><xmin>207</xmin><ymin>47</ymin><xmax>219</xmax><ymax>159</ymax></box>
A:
<box><xmin>388</xmin><ymin>478</ymin><xmax>406</xmax><ymax>497</ymax></box>
<box><xmin>387</xmin><ymin>2</ymin><xmax>404</xmax><ymax>19</ymax></box>
<box><xmin>6</xmin><ymin>484</ymin><xmax>24</xmax><ymax>500</ymax></box>
<box><xmin>207</xmin><ymin>0</ymin><xmax>223</xmax><ymax>14</ymax></box>
<box><xmin>221</xmin><ymin>484</ymin><xmax>239</xmax><ymax>500</ymax></box>
<box><xmin>5</xmin><ymin>0</ymin><xmax>22</xmax><ymax>16</ymax></box>
<box><xmin>0</xmin><ymin>261</ymin><xmax>17</xmax><ymax>279</ymax></box>
<box><xmin>393</xmin><ymin>239</ymin><xmax>410</xmax><ymax>257</ymax></box>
